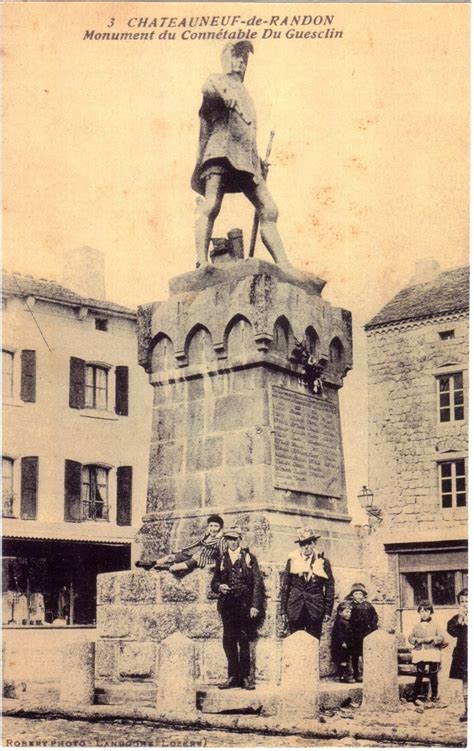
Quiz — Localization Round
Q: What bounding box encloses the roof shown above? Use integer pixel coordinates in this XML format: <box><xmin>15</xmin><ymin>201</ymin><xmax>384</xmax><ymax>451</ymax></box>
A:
<box><xmin>2</xmin><ymin>518</ymin><xmax>133</xmax><ymax>545</ymax></box>
<box><xmin>365</xmin><ymin>266</ymin><xmax>469</xmax><ymax>330</ymax></box>
<box><xmin>2</xmin><ymin>271</ymin><xmax>136</xmax><ymax>319</ymax></box>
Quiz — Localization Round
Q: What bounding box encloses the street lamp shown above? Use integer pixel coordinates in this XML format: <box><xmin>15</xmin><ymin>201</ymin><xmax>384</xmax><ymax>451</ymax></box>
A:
<box><xmin>357</xmin><ymin>485</ymin><xmax>383</xmax><ymax>524</ymax></box>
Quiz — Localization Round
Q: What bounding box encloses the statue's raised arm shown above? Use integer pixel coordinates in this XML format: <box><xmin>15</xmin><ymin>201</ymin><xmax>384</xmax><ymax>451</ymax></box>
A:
<box><xmin>191</xmin><ymin>42</ymin><xmax>291</xmax><ymax>271</ymax></box>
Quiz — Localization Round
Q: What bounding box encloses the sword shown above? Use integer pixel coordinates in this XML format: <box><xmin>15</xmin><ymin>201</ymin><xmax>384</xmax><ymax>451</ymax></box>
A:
<box><xmin>248</xmin><ymin>130</ymin><xmax>275</xmax><ymax>258</ymax></box>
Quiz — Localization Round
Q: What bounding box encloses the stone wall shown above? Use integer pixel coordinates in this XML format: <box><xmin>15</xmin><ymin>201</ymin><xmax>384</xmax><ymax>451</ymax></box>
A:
<box><xmin>96</xmin><ymin>559</ymin><xmax>366</xmax><ymax>684</ymax></box>
<box><xmin>366</xmin><ymin>314</ymin><xmax>468</xmax><ymax>532</ymax></box>
<box><xmin>363</xmin><ymin>312</ymin><xmax>468</xmax><ymax>609</ymax></box>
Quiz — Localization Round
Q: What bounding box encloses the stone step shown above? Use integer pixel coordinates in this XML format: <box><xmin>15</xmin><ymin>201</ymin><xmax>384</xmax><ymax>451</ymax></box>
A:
<box><xmin>197</xmin><ymin>686</ymin><xmax>276</xmax><ymax>715</ymax></box>
<box><xmin>197</xmin><ymin>680</ymin><xmax>364</xmax><ymax>715</ymax></box>
<box><xmin>95</xmin><ymin>681</ymin><xmax>156</xmax><ymax>707</ymax></box>
<box><xmin>399</xmin><ymin>668</ymin><xmax>414</xmax><ymax>677</ymax></box>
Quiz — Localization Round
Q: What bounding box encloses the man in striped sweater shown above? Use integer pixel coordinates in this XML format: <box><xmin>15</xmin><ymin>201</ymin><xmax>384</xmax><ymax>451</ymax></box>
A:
<box><xmin>136</xmin><ymin>515</ymin><xmax>226</xmax><ymax>575</ymax></box>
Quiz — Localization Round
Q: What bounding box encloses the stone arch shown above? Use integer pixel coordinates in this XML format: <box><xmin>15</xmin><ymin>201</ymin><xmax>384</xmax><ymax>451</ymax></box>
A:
<box><xmin>150</xmin><ymin>333</ymin><xmax>175</xmax><ymax>372</ymax></box>
<box><xmin>186</xmin><ymin>324</ymin><xmax>217</xmax><ymax>365</ymax></box>
<box><xmin>304</xmin><ymin>326</ymin><xmax>320</xmax><ymax>359</ymax></box>
<box><xmin>329</xmin><ymin>336</ymin><xmax>344</xmax><ymax>364</ymax></box>
<box><xmin>272</xmin><ymin>315</ymin><xmax>293</xmax><ymax>359</ymax></box>
<box><xmin>225</xmin><ymin>315</ymin><xmax>256</xmax><ymax>358</ymax></box>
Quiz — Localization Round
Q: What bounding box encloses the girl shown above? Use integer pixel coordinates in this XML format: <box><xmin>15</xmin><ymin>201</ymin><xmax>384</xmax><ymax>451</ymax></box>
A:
<box><xmin>408</xmin><ymin>600</ymin><xmax>444</xmax><ymax>703</ymax></box>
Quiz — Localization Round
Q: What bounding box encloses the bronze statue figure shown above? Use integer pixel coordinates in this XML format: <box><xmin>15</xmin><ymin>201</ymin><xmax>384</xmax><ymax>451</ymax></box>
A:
<box><xmin>192</xmin><ymin>42</ymin><xmax>290</xmax><ymax>270</ymax></box>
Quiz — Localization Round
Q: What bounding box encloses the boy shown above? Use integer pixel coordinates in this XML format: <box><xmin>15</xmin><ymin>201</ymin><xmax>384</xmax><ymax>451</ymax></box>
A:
<box><xmin>346</xmin><ymin>582</ymin><xmax>378</xmax><ymax>682</ymax></box>
<box><xmin>331</xmin><ymin>601</ymin><xmax>355</xmax><ymax>683</ymax></box>
<box><xmin>136</xmin><ymin>514</ymin><xmax>226</xmax><ymax>574</ymax></box>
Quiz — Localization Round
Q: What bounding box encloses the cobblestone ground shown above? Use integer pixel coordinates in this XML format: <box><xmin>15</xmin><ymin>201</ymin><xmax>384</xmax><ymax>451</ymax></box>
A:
<box><xmin>1</xmin><ymin>717</ymin><xmax>410</xmax><ymax>748</ymax></box>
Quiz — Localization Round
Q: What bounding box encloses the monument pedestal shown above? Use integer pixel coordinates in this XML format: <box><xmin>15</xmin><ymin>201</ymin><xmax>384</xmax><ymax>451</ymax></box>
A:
<box><xmin>97</xmin><ymin>256</ymin><xmax>362</xmax><ymax>686</ymax></box>
<box><xmin>136</xmin><ymin>258</ymin><xmax>353</xmax><ymax>557</ymax></box>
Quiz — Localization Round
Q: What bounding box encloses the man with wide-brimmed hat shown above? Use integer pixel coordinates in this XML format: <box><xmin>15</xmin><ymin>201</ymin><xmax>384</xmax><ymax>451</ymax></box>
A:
<box><xmin>281</xmin><ymin>527</ymin><xmax>335</xmax><ymax>640</ymax></box>
<box><xmin>211</xmin><ymin>526</ymin><xmax>264</xmax><ymax>690</ymax></box>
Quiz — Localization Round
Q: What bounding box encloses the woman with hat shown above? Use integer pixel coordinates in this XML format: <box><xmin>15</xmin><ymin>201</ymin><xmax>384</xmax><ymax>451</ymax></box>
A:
<box><xmin>280</xmin><ymin>527</ymin><xmax>335</xmax><ymax>640</ymax></box>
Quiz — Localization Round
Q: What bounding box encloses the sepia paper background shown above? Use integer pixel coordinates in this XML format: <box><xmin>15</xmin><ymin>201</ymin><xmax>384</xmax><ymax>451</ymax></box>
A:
<box><xmin>3</xmin><ymin>1</ymin><xmax>469</xmax><ymax>522</ymax></box>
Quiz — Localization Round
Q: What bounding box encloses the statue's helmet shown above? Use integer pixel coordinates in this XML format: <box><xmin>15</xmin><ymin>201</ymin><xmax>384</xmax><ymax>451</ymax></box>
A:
<box><xmin>221</xmin><ymin>41</ymin><xmax>254</xmax><ymax>78</ymax></box>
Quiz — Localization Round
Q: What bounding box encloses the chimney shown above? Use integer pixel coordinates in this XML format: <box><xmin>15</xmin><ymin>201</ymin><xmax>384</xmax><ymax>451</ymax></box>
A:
<box><xmin>62</xmin><ymin>246</ymin><xmax>106</xmax><ymax>300</ymax></box>
<box><xmin>408</xmin><ymin>257</ymin><xmax>441</xmax><ymax>286</ymax></box>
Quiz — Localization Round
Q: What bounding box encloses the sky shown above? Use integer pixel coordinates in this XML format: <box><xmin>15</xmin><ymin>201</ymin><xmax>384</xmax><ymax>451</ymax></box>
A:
<box><xmin>3</xmin><ymin>2</ymin><xmax>469</xmax><ymax>520</ymax></box>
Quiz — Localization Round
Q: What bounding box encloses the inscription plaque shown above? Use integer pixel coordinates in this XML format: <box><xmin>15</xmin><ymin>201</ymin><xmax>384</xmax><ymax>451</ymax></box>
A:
<box><xmin>271</xmin><ymin>386</ymin><xmax>343</xmax><ymax>497</ymax></box>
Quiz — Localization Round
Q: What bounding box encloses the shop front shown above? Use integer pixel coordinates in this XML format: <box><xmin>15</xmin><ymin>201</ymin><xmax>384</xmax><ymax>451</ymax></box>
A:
<box><xmin>2</xmin><ymin>538</ymin><xmax>130</xmax><ymax>627</ymax></box>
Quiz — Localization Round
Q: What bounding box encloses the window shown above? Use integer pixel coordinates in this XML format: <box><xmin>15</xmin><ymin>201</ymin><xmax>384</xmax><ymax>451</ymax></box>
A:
<box><xmin>439</xmin><ymin>329</ymin><xmax>455</xmax><ymax>341</ymax></box>
<box><xmin>2</xmin><ymin>349</ymin><xmax>36</xmax><ymax>403</ymax></box>
<box><xmin>437</xmin><ymin>372</ymin><xmax>464</xmax><ymax>422</ymax></box>
<box><xmin>64</xmin><ymin>460</ymin><xmax>131</xmax><ymax>524</ymax></box>
<box><xmin>2</xmin><ymin>457</ymin><xmax>14</xmax><ymax>517</ymax></box>
<box><xmin>95</xmin><ymin>318</ymin><xmax>108</xmax><ymax>332</ymax></box>
<box><xmin>439</xmin><ymin>459</ymin><xmax>466</xmax><ymax>508</ymax></box>
<box><xmin>401</xmin><ymin>569</ymin><xmax>468</xmax><ymax>608</ymax></box>
<box><xmin>69</xmin><ymin>358</ymin><xmax>128</xmax><ymax>414</ymax></box>
<box><xmin>85</xmin><ymin>365</ymin><xmax>108</xmax><ymax>409</ymax></box>
<box><xmin>81</xmin><ymin>465</ymin><xmax>109</xmax><ymax>521</ymax></box>
<box><xmin>2</xmin><ymin>350</ymin><xmax>14</xmax><ymax>400</ymax></box>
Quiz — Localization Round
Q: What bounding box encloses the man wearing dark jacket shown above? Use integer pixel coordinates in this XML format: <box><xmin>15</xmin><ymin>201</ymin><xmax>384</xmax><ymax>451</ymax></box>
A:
<box><xmin>280</xmin><ymin>528</ymin><xmax>335</xmax><ymax>640</ymax></box>
<box><xmin>211</xmin><ymin>526</ymin><xmax>264</xmax><ymax>690</ymax></box>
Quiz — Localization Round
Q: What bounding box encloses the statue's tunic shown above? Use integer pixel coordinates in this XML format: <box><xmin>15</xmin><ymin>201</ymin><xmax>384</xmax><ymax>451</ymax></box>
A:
<box><xmin>191</xmin><ymin>73</ymin><xmax>263</xmax><ymax>196</ymax></box>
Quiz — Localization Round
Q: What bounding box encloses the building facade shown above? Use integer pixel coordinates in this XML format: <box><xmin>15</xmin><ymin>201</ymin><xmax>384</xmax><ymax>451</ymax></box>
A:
<box><xmin>363</xmin><ymin>264</ymin><xmax>468</xmax><ymax>636</ymax></box>
<box><xmin>2</xmin><ymin>266</ymin><xmax>152</xmax><ymax>644</ymax></box>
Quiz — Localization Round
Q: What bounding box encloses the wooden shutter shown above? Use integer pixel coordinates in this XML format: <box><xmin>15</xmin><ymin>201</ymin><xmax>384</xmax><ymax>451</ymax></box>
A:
<box><xmin>20</xmin><ymin>456</ymin><xmax>38</xmax><ymax>519</ymax></box>
<box><xmin>116</xmin><ymin>466</ymin><xmax>132</xmax><ymax>526</ymax></box>
<box><xmin>115</xmin><ymin>366</ymin><xmax>129</xmax><ymax>416</ymax></box>
<box><xmin>69</xmin><ymin>357</ymin><xmax>85</xmax><ymax>409</ymax></box>
<box><xmin>20</xmin><ymin>350</ymin><xmax>36</xmax><ymax>402</ymax></box>
<box><xmin>64</xmin><ymin>460</ymin><xmax>82</xmax><ymax>522</ymax></box>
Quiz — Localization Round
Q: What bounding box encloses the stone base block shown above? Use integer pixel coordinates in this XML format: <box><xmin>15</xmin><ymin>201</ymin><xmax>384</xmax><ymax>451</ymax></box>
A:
<box><xmin>96</xmin><ymin>559</ymin><xmax>375</xmax><ymax>688</ymax></box>
<box><xmin>118</xmin><ymin>642</ymin><xmax>156</xmax><ymax>680</ymax></box>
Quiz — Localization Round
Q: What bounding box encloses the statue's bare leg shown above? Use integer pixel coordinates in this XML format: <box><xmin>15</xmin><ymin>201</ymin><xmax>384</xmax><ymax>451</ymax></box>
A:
<box><xmin>195</xmin><ymin>175</ymin><xmax>225</xmax><ymax>267</ymax></box>
<box><xmin>243</xmin><ymin>181</ymin><xmax>291</xmax><ymax>270</ymax></box>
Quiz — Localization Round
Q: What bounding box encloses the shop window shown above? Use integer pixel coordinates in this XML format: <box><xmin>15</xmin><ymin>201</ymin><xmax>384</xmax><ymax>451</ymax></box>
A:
<box><xmin>2</xmin><ymin>350</ymin><xmax>14</xmax><ymax>400</ymax></box>
<box><xmin>439</xmin><ymin>459</ymin><xmax>467</xmax><ymax>508</ymax></box>
<box><xmin>401</xmin><ymin>569</ymin><xmax>467</xmax><ymax>608</ymax></box>
<box><xmin>437</xmin><ymin>372</ymin><xmax>464</xmax><ymax>422</ymax></box>
<box><xmin>81</xmin><ymin>465</ymin><xmax>109</xmax><ymax>521</ymax></box>
<box><xmin>2</xmin><ymin>457</ymin><xmax>14</xmax><ymax>517</ymax></box>
<box><xmin>2</xmin><ymin>542</ymin><xmax>130</xmax><ymax>627</ymax></box>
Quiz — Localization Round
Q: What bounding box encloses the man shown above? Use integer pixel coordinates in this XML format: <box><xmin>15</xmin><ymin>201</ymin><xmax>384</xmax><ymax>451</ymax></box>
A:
<box><xmin>135</xmin><ymin>514</ymin><xmax>226</xmax><ymax>574</ymax></box>
<box><xmin>281</xmin><ymin>527</ymin><xmax>335</xmax><ymax>640</ymax></box>
<box><xmin>211</xmin><ymin>526</ymin><xmax>264</xmax><ymax>690</ymax></box>
<box><xmin>191</xmin><ymin>41</ymin><xmax>291</xmax><ymax>270</ymax></box>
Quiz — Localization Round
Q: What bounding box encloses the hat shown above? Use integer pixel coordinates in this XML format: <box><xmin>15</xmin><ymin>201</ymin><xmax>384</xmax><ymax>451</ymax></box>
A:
<box><xmin>223</xmin><ymin>526</ymin><xmax>242</xmax><ymax>540</ymax></box>
<box><xmin>294</xmin><ymin>527</ymin><xmax>320</xmax><ymax>545</ymax></box>
<box><xmin>207</xmin><ymin>514</ymin><xmax>224</xmax><ymax>529</ymax></box>
<box><xmin>348</xmin><ymin>582</ymin><xmax>368</xmax><ymax>598</ymax></box>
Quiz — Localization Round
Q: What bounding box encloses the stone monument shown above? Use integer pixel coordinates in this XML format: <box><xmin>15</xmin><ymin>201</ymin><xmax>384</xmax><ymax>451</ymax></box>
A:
<box><xmin>96</xmin><ymin>43</ymin><xmax>361</xmax><ymax>693</ymax></box>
